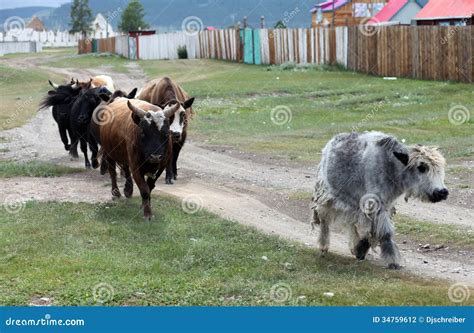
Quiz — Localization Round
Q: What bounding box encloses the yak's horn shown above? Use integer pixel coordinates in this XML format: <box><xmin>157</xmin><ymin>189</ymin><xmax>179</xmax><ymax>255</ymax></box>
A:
<box><xmin>163</xmin><ymin>103</ymin><xmax>180</xmax><ymax>118</ymax></box>
<box><xmin>127</xmin><ymin>100</ymin><xmax>147</xmax><ymax>118</ymax></box>
<box><xmin>49</xmin><ymin>80</ymin><xmax>59</xmax><ymax>89</ymax></box>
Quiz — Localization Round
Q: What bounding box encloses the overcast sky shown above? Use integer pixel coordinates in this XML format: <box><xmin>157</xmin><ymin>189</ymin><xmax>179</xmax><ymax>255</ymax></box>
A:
<box><xmin>0</xmin><ymin>0</ymin><xmax>70</xmax><ymax>10</ymax></box>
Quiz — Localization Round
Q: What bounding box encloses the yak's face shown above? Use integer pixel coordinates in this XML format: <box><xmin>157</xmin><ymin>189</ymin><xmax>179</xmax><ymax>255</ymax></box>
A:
<box><xmin>74</xmin><ymin>88</ymin><xmax>110</xmax><ymax>126</ymax></box>
<box><xmin>165</xmin><ymin>97</ymin><xmax>194</xmax><ymax>143</ymax></box>
<box><xmin>139</xmin><ymin>112</ymin><xmax>170</xmax><ymax>164</ymax></box>
<box><xmin>128</xmin><ymin>101</ymin><xmax>179</xmax><ymax>164</ymax></box>
<box><xmin>396</xmin><ymin>146</ymin><xmax>448</xmax><ymax>203</ymax></box>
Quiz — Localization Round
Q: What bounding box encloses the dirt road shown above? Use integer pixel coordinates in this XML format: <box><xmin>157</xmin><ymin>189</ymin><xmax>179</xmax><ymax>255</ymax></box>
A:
<box><xmin>0</xmin><ymin>53</ymin><xmax>472</xmax><ymax>284</ymax></box>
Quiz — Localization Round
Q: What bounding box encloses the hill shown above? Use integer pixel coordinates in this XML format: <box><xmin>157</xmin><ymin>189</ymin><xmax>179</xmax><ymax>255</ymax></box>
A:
<box><xmin>1</xmin><ymin>0</ymin><xmax>318</xmax><ymax>31</ymax></box>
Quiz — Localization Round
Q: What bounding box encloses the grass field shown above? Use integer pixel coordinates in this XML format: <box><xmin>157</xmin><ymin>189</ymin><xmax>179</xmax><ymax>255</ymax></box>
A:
<box><xmin>44</xmin><ymin>52</ymin><xmax>130</xmax><ymax>73</ymax></box>
<box><xmin>0</xmin><ymin>63</ymin><xmax>63</xmax><ymax>130</ymax></box>
<box><xmin>0</xmin><ymin>160</ymin><xmax>82</xmax><ymax>178</ymax></box>
<box><xmin>0</xmin><ymin>197</ymin><xmax>467</xmax><ymax>306</ymax></box>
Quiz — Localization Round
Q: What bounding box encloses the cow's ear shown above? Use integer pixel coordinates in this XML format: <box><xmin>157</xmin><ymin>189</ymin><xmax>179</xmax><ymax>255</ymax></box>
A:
<box><xmin>99</xmin><ymin>93</ymin><xmax>110</xmax><ymax>102</ymax></box>
<box><xmin>131</xmin><ymin>112</ymin><xmax>141</xmax><ymax>125</ymax></box>
<box><xmin>127</xmin><ymin>88</ymin><xmax>138</xmax><ymax>99</ymax></box>
<box><xmin>183</xmin><ymin>97</ymin><xmax>195</xmax><ymax>109</ymax></box>
<box><xmin>393</xmin><ymin>151</ymin><xmax>409</xmax><ymax>166</ymax></box>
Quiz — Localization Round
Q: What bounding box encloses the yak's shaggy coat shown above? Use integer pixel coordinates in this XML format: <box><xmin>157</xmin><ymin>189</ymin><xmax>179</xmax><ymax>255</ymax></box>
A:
<box><xmin>311</xmin><ymin>131</ymin><xmax>447</xmax><ymax>268</ymax></box>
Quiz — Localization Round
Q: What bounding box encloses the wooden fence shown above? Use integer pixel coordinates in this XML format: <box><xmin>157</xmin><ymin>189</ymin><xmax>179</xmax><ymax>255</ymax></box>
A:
<box><xmin>347</xmin><ymin>26</ymin><xmax>473</xmax><ymax>82</ymax></box>
<box><xmin>79</xmin><ymin>26</ymin><xmax>473</xmax><ymax>83</ymax></box>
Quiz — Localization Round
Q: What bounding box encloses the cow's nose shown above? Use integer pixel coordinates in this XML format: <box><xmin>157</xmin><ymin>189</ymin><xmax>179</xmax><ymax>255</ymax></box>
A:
<box><xmin>172</xmin><ymin>132</ymin><xmax>181</xmax><ymax>140</ymax></box>
<box><xmin>433</xmin><ymin>188</ymin><xmax>449</xmax><ymax>201</ymax></box>
<box><xmin>149</xmin><ymin>154</ymin><xmax>162</xmax><ymax>163</ymax></box>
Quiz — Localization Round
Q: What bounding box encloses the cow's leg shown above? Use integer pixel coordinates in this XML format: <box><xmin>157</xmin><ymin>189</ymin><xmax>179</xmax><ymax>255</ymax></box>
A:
<box><xmin>380</xmin><ymin>233</ymin><xmax>401</xmax><ymax>269</ymax></box>
<box><xmin>88</xmin><ymin>133</ymin><xmax>99</xmax><ymax>169</ymax></box>
<box><xmin>68</xmin><ymin>131</ymin><xmax>79</xmax><ymax>159</ymax></box>
<box><xmin>58</xmin><ymin>125</ymin><xmax>70</xmax><ymax>151</ymax></box>
<box><xmin>79</xmin><ymin>136</ymin><xmax>91</xmax><ymax>169</ymax></box>
<box><xmin>123</xmin><ymin>166</ymin><xmax>133</xmax><ymax>198</ymax></box>
<box><xmin>165</xmin><ymin>160</ymin><xmax>174</xmax><ymax>185</ymax></box>
<box><xmin>107</xmin><ymin>159</ymin><xmax>121</xmax><ymax>199</ymax></box>
<box><xmin>147</xmin><ymin>167</ymin><xmax>165</xmax><ymax>192</ymax></box>
<box><xmin>172</xmin><ymin>142</ymin><xmax>182</xmax><ymax>180</ymax></box>
<box><xmin>132</xmin><ymin>169</ymin><xmax>152</xmax><ymax>220</ymax></box>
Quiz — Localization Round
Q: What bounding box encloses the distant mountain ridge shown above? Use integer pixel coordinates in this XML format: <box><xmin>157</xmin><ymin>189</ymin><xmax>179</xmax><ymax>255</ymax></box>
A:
<box><xmin>1</xmin><ymin>0</ymin><xmax>318</xmax><ymax>32</ymax></box>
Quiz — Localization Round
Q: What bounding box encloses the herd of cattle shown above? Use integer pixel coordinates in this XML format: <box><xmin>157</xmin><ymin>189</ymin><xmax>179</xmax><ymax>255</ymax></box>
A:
<box><xmin>40</xmin><ymin>75</ymin><xmax>450</xmax><ymax>269</ymax></box>
<box><xmin>40</xmin><ymin>75</ymin><xmax>194</xmax><ymax>220</ymax></box>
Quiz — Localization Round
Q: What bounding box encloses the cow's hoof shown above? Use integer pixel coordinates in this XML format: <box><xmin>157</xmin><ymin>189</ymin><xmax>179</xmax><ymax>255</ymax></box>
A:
<box><xmin>65</xmin><ymin>144</ymin><xmax>71</xmax><ymax>151</ymax></box>
<box><xmin>85</xmin><ymin>164</ymin><xmax>92</xmax><ymax>169</ymax></box>
<box><xmin>92</xmin><ymin>159</ymin><xmax>99</xmax><ymax>169</ymax></box>
<box><xmin>387</xmin><ymin>263</ymin><xmax>400</xmax><ymax>270</ymax></box>
<box><xmin>124</xmin><ymin>188</ymin><xmax>133</xmax><ymax>198</ymax></box>
<box><xmin>173</xmin><ymin>174</ymin><xmax>177</xmax><ymax>180</ymax></box>
<box><xmin>111</xmin><ymin>188</ymin><xmax>121</xmax><ymax>199</ymax></box>
<box><xmin>319</xmin><ymin>248</ymin><xmax>328</xmax><ymax>256</ymax></box>
<box><xmin>165</xmin><ymin>178</ymin><xmax>174</xmax><ymax>185</ymax></box>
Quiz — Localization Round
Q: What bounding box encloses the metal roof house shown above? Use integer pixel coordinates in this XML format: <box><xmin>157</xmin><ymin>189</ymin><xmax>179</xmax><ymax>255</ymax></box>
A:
<box><xmin>311</xmin><ymin>0</ymin><xmax>388</xmax><ymax>27</ymax></box>
<box><xmin>368</xmin><ymin>0</ymin><xmax>426</xmax><ymax>25</ymax></box>
<box><xmin>414</xmin><ymin>0</ymin><xmax>474</xmax><ymax>25</ymax></box>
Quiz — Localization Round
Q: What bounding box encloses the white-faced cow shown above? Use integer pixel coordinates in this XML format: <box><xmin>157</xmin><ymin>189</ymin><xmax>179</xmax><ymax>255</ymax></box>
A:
<box><xmin>138</xmin><ymin>77</ymin><xmax>195</xmax><ymax>184</ymax></box>
<box><xmin>311</xmin><ymin>131</ymin><xmax>448</xmax><ymax>269</ymax></box>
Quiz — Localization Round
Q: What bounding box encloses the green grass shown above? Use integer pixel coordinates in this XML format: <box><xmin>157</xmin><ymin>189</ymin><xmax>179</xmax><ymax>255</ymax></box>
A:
<box><xmin>0</xmin><ymin>47</ymin><xmax>76</xmax><ymax>60</ymax></box>
<box><xmin>45</xmin><ymin>53</ymin><xmax>130</xmax><ymax>73</ymax></box>
<box><xmin>1</xmin><ymin>197</ymin><xmax>467</xmax><ymax>306</ymax></box>
<box><xmin>0</xmin><ymin>64</ymin><xmax>63</xmax><ymax>130</ymax></box>
<box><xmin>395</xmin><ymin>215</ymin><xmax>474</xmax><ymax>249</ymax></box>
<box><xmin>0</xmin><ymin>160</ymin><xmax>82</xmax><ymax>178</ymax></box>
<box><xmin>139</xmin><ymin>59</ymin><xmax>474</xmax><ymax>162</ymax></box>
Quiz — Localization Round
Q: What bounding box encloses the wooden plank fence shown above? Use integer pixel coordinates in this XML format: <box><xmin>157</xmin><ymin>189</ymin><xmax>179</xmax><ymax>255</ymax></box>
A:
<box><xmin>79</xmin><ymin>26</ymin><xmax>472</xmax><ymax>83</ymax></box>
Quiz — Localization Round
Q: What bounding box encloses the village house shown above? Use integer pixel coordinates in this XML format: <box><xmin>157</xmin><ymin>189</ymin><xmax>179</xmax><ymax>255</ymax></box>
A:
<box><xmin>311</xmin><ymin>0</ymin><xmax>388</xmax><ymax>27</ymax></box>
<box><xmin>368</xmin><ymin>0</ymin><xmax>426</xmax><ymax>25</ymax></box>
<box><xmin>414</xmin><ymin>0</ymin><xmax>474</xmax><ymax>25</ymax></box>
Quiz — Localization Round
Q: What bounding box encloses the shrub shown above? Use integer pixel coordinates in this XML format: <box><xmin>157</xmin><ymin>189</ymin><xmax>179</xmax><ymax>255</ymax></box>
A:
<box><xmin>177</xmin><ymin>45</ymin><xmax>188</xmax><ymax>59</ymax></box>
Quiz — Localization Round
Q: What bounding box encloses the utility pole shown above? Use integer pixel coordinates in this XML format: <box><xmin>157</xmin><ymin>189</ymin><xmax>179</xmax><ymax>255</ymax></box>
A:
<box><xmin>332</xmin><ymin>0</ymin><xmax>335</xmax><ymax>28</ymax></box>
<box><xmin>260</xmin><ymin>16</ymin><xmax>265</xmax><ymax>29</ymax></box>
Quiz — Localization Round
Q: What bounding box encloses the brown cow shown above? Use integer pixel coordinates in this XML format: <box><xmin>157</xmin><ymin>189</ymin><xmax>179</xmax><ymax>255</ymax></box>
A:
<box><xmin>95</xmin><ymin>97</ymin><xmax>179</xmax><ymax>219</ymax></box>
<box><xmin>138</xmin><ymin>77</ymin><xmax>195</xmax><ymax>184</ymax></box>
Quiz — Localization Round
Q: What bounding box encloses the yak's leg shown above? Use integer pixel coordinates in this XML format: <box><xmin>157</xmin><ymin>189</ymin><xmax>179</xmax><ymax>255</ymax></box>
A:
<box><xmin>58</xmin><ymin>126</ymin><xmax>70</xmax><ymax>151</ymax></box>
<box><xmin>123</xmin><ymin>166</ymin><xmax>133</xmax><ymax>198</ymax></box>
<box><xmin>68</xmin><ymin>131</ymin><xmax>79</xmax><ymax>159</ymax></box>
<box><xmin>147</xmin><ymin>167</ymin><xmax>165</xmax><ymax>192</ymax></box>
<box><xmin>79</xmin><ymin>136</ymin><xmax>91</xmax><ymax>169</ymax></box>
<box><xmin>107</xmin><ymin>159</ymin><xmax>121</xmax><ymax>199</ymax></box>
<box><xmin>165</xmin><ymin>159</ymin><xmax>174</xmax><ymax>185</ymax></box>
<box><xmin>132</xmin><ymin>169</ymin><xmax>152</xmax><ymax>220</ymax></box>
<box><xmin>318</xmin><ymin>216</ymin><xmax>330</xmax><ymax>253</ymax></box>
<box><xmin>88</xmin><ymin>133</ymin><xmax>99</xmax><ymax>169</ymax></box>
<box><xmin>380</xmin><ymin>233</ymin><xmax>401</xmax><ymax>269</ymax></box>
<box><xmin>172</xmin><ymin>142</ymin><xmax>182</xmax><ymax>180</ymax></box>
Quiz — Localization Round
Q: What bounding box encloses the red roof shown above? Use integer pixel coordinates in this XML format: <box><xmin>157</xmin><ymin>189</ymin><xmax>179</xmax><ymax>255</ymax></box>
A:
<box><xmin>368</xmin><ymin>0</ymin><xmax>409</xmax><ymax>23</ymax></box>
<box><xmin>415</xmin><ymin>0</ymin><xmax>474</xmax><ymax>20</ymax></box>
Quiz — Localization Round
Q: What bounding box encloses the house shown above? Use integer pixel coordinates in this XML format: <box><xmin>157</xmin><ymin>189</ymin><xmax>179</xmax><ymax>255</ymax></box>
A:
<box><xmin>311</xmin><ymin>0</ymin><xmax>388</xmax><ymax>27</ymax></box>
<box><xmin>90</xmin><ymin>13</ymin><xmax>115</xmax><ymax>39</ymax></box>
<box><xmin>368</xmin><ymin>0</ymin><xmax>425</xmax><ymax>25</ymax></box>
<box><xmin>26</xmin><ymin>16</ymin><xmax>46</xmax><ymax>31</ymax></box>
<box><xmin>414</xmin><ymin>0</ymin><xmax>474</xmax><ymax>26</ymax></box>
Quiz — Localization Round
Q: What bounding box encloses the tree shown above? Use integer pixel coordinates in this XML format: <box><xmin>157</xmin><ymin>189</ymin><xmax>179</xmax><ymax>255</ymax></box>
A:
<box><xmin>70</xmin><ymin>0</ymin><xmax>93</xmax><ymax>38</ymax></box>
<box><xmin>119</xmin><ymin>0</ymin><xmax>150</xmax><ymax>32</ymax></box>
<box><xmin>274</xmin><ymin>20</ymin><xmax>287</xmax><ymax>29</ymax></box>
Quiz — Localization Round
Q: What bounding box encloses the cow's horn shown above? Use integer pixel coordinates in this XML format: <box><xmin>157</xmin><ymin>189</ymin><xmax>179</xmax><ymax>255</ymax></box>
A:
<box><xmin>49</xmin><ymin>80</ymin><xmax>59</xmax><ymax>89</ymax></box>
<box><xmin>163</xmin><ymin>103</ymin><xmax>180</xmax><ymax>118</ymax></box>
<box><xmin>127</xmin><ymin>100</ymin><xmax>147</xmax><ymax>118</ymax></box>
